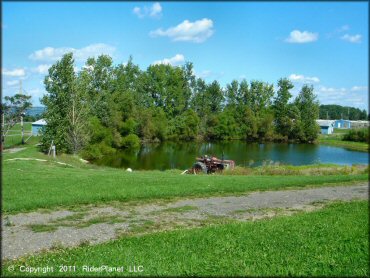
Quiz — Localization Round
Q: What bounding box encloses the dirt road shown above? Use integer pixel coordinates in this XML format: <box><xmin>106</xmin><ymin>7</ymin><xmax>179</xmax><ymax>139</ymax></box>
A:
<box><xmin>2</xmin><ymin>183</ymin><xmax>368</xmax><ymax>260</ymax></box>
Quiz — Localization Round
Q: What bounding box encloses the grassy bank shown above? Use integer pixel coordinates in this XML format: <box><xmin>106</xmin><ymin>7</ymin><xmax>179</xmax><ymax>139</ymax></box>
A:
<box><xmin>319</xmin><ymin>137</ymin><xmax>369</xmax><ymax>152</ymax></box>
<box><xmin>2</xmin><ymin>201</ymin><xmax>368</xmax><ymax>276</ymax></box>
<box><xmin>318</xmin><ymin>129</ymin><xmax>369</xmax><ymax>152</ymax></box>
<box><xmin>3</xmin><ymin>145</ymin><xmax>368</xmax><ymax>213</ymax></box>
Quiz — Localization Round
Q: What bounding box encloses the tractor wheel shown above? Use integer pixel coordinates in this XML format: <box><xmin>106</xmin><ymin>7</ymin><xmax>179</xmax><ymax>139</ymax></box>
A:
<box><xmin>192</xmin><ymin>162</ymin><xmax>207</xmax><ymax>174</ymax></box>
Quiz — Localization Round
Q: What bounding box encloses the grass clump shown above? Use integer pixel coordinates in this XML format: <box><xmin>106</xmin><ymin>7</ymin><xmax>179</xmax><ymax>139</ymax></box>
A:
<box><xmin>28</xmin><ymin>224</ymin><xmax>58</xmax><ymax>233</ymax></box>
<box><xmin>343</xmin><ymin>128</ymin><xmax>369</xmax><ymax>143</ymax></box>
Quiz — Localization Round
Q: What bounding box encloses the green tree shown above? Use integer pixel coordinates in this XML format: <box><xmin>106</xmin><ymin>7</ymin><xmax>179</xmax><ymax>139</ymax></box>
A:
<box><xmin>294</xmin><ymin>85</ymin><xmax>320</xmax><ymax>142</ymax></box>
<box><xmin>206</xmin><ymin>80</ymin><xmax>224</xmax><ymax>114</ymax></box>
<box><xmin>273</xmin><ymin>78</ymin><xmax>294</xmax><ymax>138</ymax></box>
<box><xmin>41</xmin><ymin>53</ymin><xmax>90</xmax><ymax>154</ymax></box>
<box><xmin>2</xmin><ymin>92</ymin><xmax>32</xmax><ymax>145</ymax></box>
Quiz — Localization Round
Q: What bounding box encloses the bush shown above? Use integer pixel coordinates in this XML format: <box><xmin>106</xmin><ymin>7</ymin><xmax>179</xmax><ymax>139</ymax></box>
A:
<box><xmin>121</xmin><ymin>134</ymin><xmax>141</xmax><ymax>149</ymax></box>
<box><xmin>343</xmin><ymin>128</ymin><xmax>369</xmax><ymax>143</ymax></box>
<box><xmin>80</xmin><ymin>142</ymin><xmax>116</xmax><ymax>160</ymax></box>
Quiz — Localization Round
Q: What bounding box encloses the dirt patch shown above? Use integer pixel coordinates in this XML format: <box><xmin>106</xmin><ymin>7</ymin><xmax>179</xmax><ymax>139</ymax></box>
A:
<box><xmin>2</xmin><ymin>183</ymin><xmax>368</xmax><ymax>260</ymax></box>
<box><xmin>3</xmin><ymin>147</ymin><xmax>26</xmax><ymax>154</ymax></box>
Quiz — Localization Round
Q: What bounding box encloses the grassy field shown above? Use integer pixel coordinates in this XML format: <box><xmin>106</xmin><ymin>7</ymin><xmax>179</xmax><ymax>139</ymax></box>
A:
<box><xmin>318</xmin><ymin>128</ymin><xmax>369</xmax><ymax>152</ymax></box>
<box><xmin>3</xmin><ymin>122</ymin><xmax>33</xmax><ymax>149</ymax></box>
<box><xmin>3</xmin><ymin>145</ymin><xmax>368</xmax><ymax>213</ymax></box>
<box><xmin>2</xmin><ymin>201</ymin><xmax>368</xmax><ymax>276</ymax></box>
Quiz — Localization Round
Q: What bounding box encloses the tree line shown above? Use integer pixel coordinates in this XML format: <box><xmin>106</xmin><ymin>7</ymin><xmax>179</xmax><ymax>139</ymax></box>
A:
<box><xmin>319</xmin><ymin>104</ymin><xmax>369</xmax><ymax>121</ymax></box>
<box><xmin>40</xmin><ymin>53</ymin><xmax>320</xmax><ymax>159</ymax></box>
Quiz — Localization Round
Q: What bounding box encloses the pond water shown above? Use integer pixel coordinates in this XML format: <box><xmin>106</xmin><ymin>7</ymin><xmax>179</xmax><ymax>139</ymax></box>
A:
<box><xmin>91</xmin><ymin>141</ymin><xmax>369</xmax><ymax>170</ymax></box>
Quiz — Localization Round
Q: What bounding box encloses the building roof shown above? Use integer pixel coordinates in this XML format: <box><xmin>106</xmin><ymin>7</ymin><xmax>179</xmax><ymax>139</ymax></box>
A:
<box><xmin>349</xmin><ymin>120</ymin><xmax>370</xmax><ymax>124</ymax></box>
<box><xmin>32</xmin><ymin>119</ymin><xmax>47</xmax><ymax>126</ymax></box>
<box><xmin>316</xmin><ymin>120</ymin><xmax>335</xmax><ymax>127</ymax></box>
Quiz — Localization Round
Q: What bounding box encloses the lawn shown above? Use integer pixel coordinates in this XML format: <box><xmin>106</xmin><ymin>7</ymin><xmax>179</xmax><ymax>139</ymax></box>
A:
<box><xmin>2</xmin><ymin>145</ymin><xmax>368</xmax><ymax>213</ymax></box>
<box><xmin>2</xmin><ymin>201</ymin><xmax>368</xmax><ymax>276</ymax></box>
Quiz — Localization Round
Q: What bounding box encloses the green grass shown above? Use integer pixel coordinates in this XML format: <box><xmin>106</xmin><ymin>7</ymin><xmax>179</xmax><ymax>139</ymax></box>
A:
<box><xmin>2</xmin><ymin>201</ymin><xmax>368</xmax><ymax>276</ymax></box>
<box><xmin>319</xmin><ymin>137</ymin><xmax>369</xmax><ymax>152</ymax></box>
<box><xmin>318</xmin><ymin>129</ymin><xmax>369</xmax><ymax>152</ymax></box>
<box><xmin>161</xmin><ymin>205</ymin><xmax>198</xmax><ymax>213</ymax></box>
<box><xmin>3</xmin><ymin>123</ymin><xmax>33</xmax><ymax>148</ymax></box>
<box><xmin>28</xmin><ymin>224</ymin><xmax>58</xmax><ymax>233</ymax></box>
<box><xmin>224</xmin><ymin>163</ymin><xmax>368</xmax><ymax>176</ymax></box>
<box><xmin>3</xmin><ymin>145</ymin><xmax>368</xmax><ymax>214</ymax></box>
<box><xmin>27</xmin><ymin>213</ymin><xmax>126</xmax><ymax>233</ymax></box>
<box><xmin>6</xmin><ymin>122</ymin><xmax>32</xmax><ymax>131</ymax></box>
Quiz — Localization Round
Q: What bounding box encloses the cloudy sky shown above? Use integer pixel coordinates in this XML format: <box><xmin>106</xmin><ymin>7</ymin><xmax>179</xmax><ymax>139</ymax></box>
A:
<box><xmin>2</xmin><ymin>2</ymin><xmax>369</xmax><ymax>111</ymax></box>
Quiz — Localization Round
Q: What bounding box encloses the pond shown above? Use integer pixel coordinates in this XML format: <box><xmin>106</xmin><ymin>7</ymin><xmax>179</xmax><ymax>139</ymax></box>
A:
<box><xmin>91</xmin><ymin>141</ymin><xmax>369</xmax><ymax>170</ymax></box>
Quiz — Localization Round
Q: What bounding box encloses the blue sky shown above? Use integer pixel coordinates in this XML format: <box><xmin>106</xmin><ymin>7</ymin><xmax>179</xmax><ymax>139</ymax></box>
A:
<box><xmin>2</xmin><ymin>1</ymin><xmax>369</xmax><ymax>111</ymax></box>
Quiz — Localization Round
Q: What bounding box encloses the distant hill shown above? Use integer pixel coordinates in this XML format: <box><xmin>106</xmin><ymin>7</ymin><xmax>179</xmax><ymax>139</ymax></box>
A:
<box><xmin>319</xmin><ymin>105</ymin><xmax>369</xmax><ymax>120</ymax></box>
<box><xmin>25</xmin><ymin>107</ymin><xmax>45</xmax><ymax>117</ymax></box>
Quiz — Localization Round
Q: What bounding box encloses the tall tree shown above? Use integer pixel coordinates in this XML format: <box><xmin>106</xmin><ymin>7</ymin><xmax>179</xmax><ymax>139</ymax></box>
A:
<box><xmin>41</xmin><ymin>53</ymin><xmax>89</xmax><ymax>153</ymax></box>
<box><xmin>206</xmin><ymin>80</ymin><xmax>224</xmax><ymax>114</ymax></box>
<box><xmin>294</xmin><ymin>85</ymin><xmax>320</xmax><ymax>142</ymax></box>
<box><xmin>273</xmin><ymin>78</ymin><xmax>294</xmax><ymax>137</ymax></box>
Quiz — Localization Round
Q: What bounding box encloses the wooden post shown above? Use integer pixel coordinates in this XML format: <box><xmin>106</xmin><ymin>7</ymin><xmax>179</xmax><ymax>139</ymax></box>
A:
<box><xmin>21</xmin><ymin>115</ymin><xmax>24</xmax><ymax>144</ymax></box>
<box><xmin>48</xmin><ymin>140</ymin><xmax>54</xmax><ymax>156</ymax></box>
<box><xmin>2</xmin><ymin>112</ymin><xmax>4</xmax><ymax>147</ymax></box>
<box><xmin>52</xmin><ymin>145</ymin><xmax>56</xmax><ymax>158</ymax></box>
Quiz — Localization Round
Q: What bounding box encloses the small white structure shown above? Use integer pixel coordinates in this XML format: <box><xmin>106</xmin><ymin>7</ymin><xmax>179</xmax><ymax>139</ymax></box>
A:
<box><xmin>126</xmin><ymin>168</ymin><xmax>133</xmax><ymax>172</ymax></box>
<box><xmin>316</xmin><ymin>120</ymin><xmax>335</xmax><ymax>135</ymax></box>
<box><xmin>32</xmin><ymin>119</ymin><xmax>47</xmax><ymax>136</ymax></box>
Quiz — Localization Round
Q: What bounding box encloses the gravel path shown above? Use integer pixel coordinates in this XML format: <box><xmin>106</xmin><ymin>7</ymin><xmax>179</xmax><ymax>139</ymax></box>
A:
<box><xmin>2</xmin><ymin>183</ymin><xmax>368</xmax><ymax>260</ymax></box>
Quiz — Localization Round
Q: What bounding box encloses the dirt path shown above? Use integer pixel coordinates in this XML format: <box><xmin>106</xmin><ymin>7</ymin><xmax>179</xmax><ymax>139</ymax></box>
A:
<box><xmin>2</xmin><ymin>183</ymin><xmax>368</xmax><ymax>260</ymax></box>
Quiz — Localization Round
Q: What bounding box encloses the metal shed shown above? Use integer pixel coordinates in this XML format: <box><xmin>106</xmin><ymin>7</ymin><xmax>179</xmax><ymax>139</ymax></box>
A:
<box><xmin>316</xmin><ymin>120</ymin><xmax>335</xmax><ymax>135</ymax></box>
<box><xmin>31</xmin><ymin>119</ymin><xmax>47</xmax><ymax>136</ymax></box>
<box><xmin>334</xmin><ymin>119</ymin><xmax>351</xmax><ymax>129</ymax></box>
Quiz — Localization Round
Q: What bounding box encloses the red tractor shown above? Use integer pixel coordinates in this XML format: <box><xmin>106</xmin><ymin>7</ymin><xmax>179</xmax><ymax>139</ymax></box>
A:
<box><xmin>189</xmin><ymin>155</ymin><xmax>235</xmax><ymax>174</ymax></box>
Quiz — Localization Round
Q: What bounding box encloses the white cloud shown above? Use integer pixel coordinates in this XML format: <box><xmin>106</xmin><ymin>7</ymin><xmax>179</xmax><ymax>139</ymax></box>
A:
<box><xmin>315</xmin><ymin>85</ymin><xmax>368</xmax><ymax>111</ymax></box>
<box><xmin>2</xmin><ymin>68</ymin><xmax>26</xmax><ymax>77</ymax></box>
<box><xmin>133</xmin><ymin>2</ymin><xmax>162</xmax><ymax>19</ymax></box>
<box><xmin>32</xmin><ymin>64</ymin><xmax>51</xmax><ymax>74</ymax></box>
<box><xmin>285</xmin><ymin>30</ymin><xmax>318</xmax><ymax>43</ymax></box>
<box><xmin>150</xmin><ymin>18</ymin><xmax>214</xmax><ymax>43</ymax></box>
<box><xmin>6</xmin><ymin>80</ymin><xmax>19</xmax><ymax>86</ymax></box>
<box><xmin>289</xmin><ymin>74</ymin><xmax>320</xmax><ymax>83</ymax></box>
<box><xmin>29</xmin><ymin>43</ymin><xmax>116</xmax><ymax>62</ymax></box>
<box><xmin>153</xmin><ymin>54</ymin><xmax>185</xmax><ymax>66</ymax></box>
<box><xmin>197</xmin><ymin>70</ymin><xmax>212</xmax><ymax>78</ymax></box>
<box><xmin>28</xmin><ymin>88</ymin><xmax>46</xmax><ymax>101</ymax></box>
<box><xmin>194</xmin><ymin>69</ymin><xmax>224</xmax><ymax>80</ymax></box>
<box><xmin>341</xmin><ymin>34</ymin><xmax>362</xmax><ymax>43</ymax></box>
<box><xmin>338</xmin><ymin>25</ymin><xmax>350</xmax><ymax>32</ymax></box>
<box><xmin>350</xmin><ymin>86</ymin><xmax>368</xmax><ymax>91</ymax></box>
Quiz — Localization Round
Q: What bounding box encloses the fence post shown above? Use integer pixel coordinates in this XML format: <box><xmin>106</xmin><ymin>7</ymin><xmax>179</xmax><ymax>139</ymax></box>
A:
<box><xmin>21</xmin><ymin>115</ymin><xmax>24</xmax><ymax>144</ymax></box>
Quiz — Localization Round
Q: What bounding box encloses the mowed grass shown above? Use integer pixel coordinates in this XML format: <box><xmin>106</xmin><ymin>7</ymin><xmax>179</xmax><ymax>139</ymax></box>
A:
<box><xmin>3</xmin><ymin>145</ymin><xmax>368</xmax><ymax>213</ymax></box>
<box><xmin>2</xmin><ymin>201</ymin><xmax>368</xmax><ymax>276</ymax></box>
<box><xmin>5</xmin><ymin>159</ymin><xmax>366</xmax><ymax>213</ymax></box>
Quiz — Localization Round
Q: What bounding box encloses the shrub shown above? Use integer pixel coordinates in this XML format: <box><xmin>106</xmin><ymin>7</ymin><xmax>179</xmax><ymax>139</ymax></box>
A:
<box><xmin>121</xmin><ymin>134</ymin><xmax>141</xmax><ymax>149</ymax></box>
<box><xmin>343</xmin><ymin>128</ymin><xmax>369</xmax><ymax>143</ymax></box>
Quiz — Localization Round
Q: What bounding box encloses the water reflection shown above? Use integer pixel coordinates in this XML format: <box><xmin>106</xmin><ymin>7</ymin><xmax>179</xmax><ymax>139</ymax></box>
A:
<box><xmin>92</xmin><ymin>141</ymin><xmax>369</xmax><ymax>170</ymax></box>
